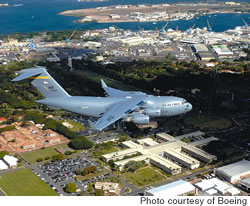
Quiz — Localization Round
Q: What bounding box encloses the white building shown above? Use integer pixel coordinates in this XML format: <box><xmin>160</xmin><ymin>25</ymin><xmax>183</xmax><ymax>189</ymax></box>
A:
<box><xmin>145</xmin><ymin>179</ymin><xmax>196</xmax><ymax>196</ymax></box>
<box><xmin>215</xmin><ymin>159</ymin><xmax>250</xmax><ymax>183</ymax></box>
<box><xmin>195</xmin><ymin>178</ymin><xmax>240</xmax><ymax>196</ymax></box>
<box><xmin>0</xmin><ymin>160</ymin><xmax>8</xmax><ymax>170</ymax></box>
<box><xmin>3</xmin><ymin>155</ymin><xmax>18</xmax><ymax>167</ymax></box>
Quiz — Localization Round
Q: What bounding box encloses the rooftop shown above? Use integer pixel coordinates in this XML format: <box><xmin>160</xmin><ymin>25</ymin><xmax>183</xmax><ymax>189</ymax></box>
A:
<box><xmin>216</xmin><ymin>160</ymin><xmax>250</xmax><ymax>177</ymax></box>
<box><xmin>156</xmin><ymin>133</ymin><xmax>175</xmax><ymax>141</ymax></box>
<box><xmin>150</xmin><ymin>154</ymin><xmax>181</xmax><ymax>170</ymax></box>
<box><xmin>175</xmin><ymin>131</ymin><xmax>204</xmax><ymax>140</ymax></box>
<box><xmin>164</xmin><ymin>149</ymin><xmax>200</xmax><ymax>165</ymax></box>
<box><xmin>122</xmin><ymin>140</ymin><xmax>140</xmax><ymax>148</ymax></box>
<box><xmin>0</xmin><ymin>160</ymin><xmax>8</xmax><ymax>170</ymax></box>
<box><xmin>114</xmin><ymin>154</ymin><xmax>151</xmax><ymax>166</ymax></box>
<box><xmin>239</xmin><ymin>177</ymin><xmax>250</xmax><ymax>187</ymax></box>
<box><xmin>147</xmin><ymin>179</ymin><xmax>195</xmax><ymax>196</ymax></box>
<box><xmin>137</xmin><ymin>138</ymin><xmax>159</xmax><ymax>146</ymax></box>
<box><xmin>182</xmin><ymin>145</ymin><xmax>216</xmax><ymax>160</ymax></box>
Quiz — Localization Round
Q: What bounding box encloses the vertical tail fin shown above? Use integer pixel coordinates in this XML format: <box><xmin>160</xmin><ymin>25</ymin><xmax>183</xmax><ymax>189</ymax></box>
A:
<box><xmin>12</xmin><ymin>66</ymin><xmax>70</xmax><ymax>98</ymax></box>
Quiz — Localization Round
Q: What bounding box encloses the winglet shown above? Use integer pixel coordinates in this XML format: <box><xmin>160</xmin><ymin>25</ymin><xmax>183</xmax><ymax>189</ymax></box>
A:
<box><xmin>101</xmin><ymin>79</ymin><xmax>107</xmax><ymax>88</ymax></box>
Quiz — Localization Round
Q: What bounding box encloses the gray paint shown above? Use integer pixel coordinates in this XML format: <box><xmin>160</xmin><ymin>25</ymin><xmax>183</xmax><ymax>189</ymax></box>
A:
<box><xmin>12</xmin><ymin>67</ymin><xmax>192</xmax><ymax>130</ymax></box>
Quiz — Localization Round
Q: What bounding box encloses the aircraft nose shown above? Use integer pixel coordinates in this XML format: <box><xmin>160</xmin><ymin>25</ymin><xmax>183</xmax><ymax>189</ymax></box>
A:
<box><xmin>188</xmin><ymin>103</ymin><xmax>192</xmax><ymax>111</ymax></box>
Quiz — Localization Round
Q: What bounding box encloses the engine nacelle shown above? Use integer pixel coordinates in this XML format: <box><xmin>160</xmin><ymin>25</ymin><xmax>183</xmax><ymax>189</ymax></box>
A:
<box><xmin>144</xmin><ymin>108</ymin><xmax>161</xmax><ymax>117</ymax></box>
<box><xmin>132</xmin><ymin>113</ymin><xmax>150</xmax><ymax>125</ymax></box>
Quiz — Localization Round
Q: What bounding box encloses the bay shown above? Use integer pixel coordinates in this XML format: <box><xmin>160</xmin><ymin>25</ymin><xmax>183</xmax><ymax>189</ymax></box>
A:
<box><xmin>0</xmin><ymin>0</ymin><xmax>249</xmax><ymax>34</ymax></box>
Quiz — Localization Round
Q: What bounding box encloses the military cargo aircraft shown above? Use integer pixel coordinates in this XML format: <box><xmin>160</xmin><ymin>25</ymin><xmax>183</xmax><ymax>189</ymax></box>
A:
<box><xmin>12</xmin><ymin>67</ymin><xmax>192</xmax><ymax>130</ymax></box>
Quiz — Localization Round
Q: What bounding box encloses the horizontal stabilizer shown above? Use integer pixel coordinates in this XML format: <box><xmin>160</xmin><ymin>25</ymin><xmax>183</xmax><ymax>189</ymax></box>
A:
<box><xmin>11</xmin><ymin>66</ymin><xmax>70</xmax><ymax>98</ymax></box>
<box><xmin>12</xmin><ymin>69</ymin><xmax>43</xmax><ymax>81</ymax></box>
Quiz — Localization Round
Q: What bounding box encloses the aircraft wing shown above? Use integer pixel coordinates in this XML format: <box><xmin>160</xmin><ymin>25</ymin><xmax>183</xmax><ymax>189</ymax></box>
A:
<box><xmin>94</xmin><ymin>95</ymin><xmax>145</xmax><ymax>130</ymax></box>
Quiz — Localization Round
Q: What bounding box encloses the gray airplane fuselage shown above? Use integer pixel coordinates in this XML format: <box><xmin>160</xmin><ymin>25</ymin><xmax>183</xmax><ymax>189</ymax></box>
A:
<box><xmin>12</xmin><ymin>67</ymin><xmax>193</xmax><ymax>129</ymax></box>
<box><xmin>37</xmin><ymin>95</ymin><xmax>192</xmax><ymax>118</ymax></box>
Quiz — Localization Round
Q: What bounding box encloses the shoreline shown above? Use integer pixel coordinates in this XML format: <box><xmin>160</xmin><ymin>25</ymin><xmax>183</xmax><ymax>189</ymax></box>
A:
<box><xmin>60</xmin><ymin>3</ymin><xmax>250</xmax><ymax>24</ymax></box>
<box><xmin>65</xmin><ymin>11</ymin><xmax>249</xmax><ymax>24</ymax></box>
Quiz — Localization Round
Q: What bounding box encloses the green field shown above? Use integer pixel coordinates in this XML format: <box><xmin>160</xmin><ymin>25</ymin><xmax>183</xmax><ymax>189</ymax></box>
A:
<box><xmin>0</xmin><ymin>169</ymin><xmax>58</xmax><ymax>196</ymax></box>
<box><xmin>184</xmin><ymin>115</ymin><xmax>232</xmax><ymax>130</ymax></box>
<box><xmin>22</xmin><ymin>143</ymin><xmax>71</xmax><ymax>163</ymax></box>
<box><xmin>124</xmin><ymin>167</ymin><xmax>165</xmax><ymax>187</ymax></box>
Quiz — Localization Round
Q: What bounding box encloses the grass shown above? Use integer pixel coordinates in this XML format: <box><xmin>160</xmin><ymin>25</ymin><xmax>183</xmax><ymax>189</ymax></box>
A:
<box><xmin>62</xmin><ymin>119</ymin><xmax>86</xmax><ymax>132</ymax></box>
<box><xmin>0</xmin><ymin>169</ymin><xmax>58</xmax><ymax>196</ymax></box>
<box><xmin>184</xmin><ymin>115</ymin><xmax>232</xmax><ymax>130</ymax></box>
<box><xmin>124</xmin><ymin>167</ymin><xmax>165</xmax><ymax>187</ymax></box>
<box><xmin>21</xmin><ymin>143</ymin><xmax>70</xmax><ymax>163</ymax></box>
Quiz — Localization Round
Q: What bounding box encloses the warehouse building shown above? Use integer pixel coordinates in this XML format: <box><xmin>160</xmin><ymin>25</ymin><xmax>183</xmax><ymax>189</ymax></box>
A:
<box><xmin>215</xmin><ymin>160</ymin><xmax>250</xmax><ymax>183</ymax></box>
<box><xmin>182</xmin><ymin>145</ymin><xmax>217</xmax><ymax>163</ymax></box>
<box><xmin>3</xmin><ymin>155</ymin><xmax>18</xmax><ymax>167</ymax></box>
<box><xmin>150</xmin><ymin>155</ymin><xmax>182</xmax><ymax>175</ymax></box>
<box><xmin>195</xmin><ymin>178</ymin><xmax>240</xmax><ymax>196</ymax></box>
<box><xmin>145</xmin><ymin>179</ymin><xmax>196</xmax><ymax>196</ymax></box>
<box><xmin>211</xmin><ymin>45</ymin><xmax>234</xmax><ymax>59</ymax></box>
<box><xmin>164</xmin><ymin>149</ymin><xmax>200</xmax><ymax>169</ymax></box>
<box><xmin>238</xmin><ymin>177</ymin><xmax>250</xmax><ymax>192</ymax></box>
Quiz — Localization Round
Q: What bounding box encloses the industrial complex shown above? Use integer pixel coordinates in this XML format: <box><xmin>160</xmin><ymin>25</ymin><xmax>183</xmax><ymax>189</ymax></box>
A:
<box><xmin>103</xmin><ymin>131</ymin><xmax>217</xmax><ymax>174</ymax></box>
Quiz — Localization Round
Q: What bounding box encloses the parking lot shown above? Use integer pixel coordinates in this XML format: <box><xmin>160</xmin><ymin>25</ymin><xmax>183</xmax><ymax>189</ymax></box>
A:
<box><xmin>29</xmin><ymin>155</ymin><xmax>97</xmax><ymax>196</ymax></box>
<box><xmin>39</xmin><ymin>157</ymin><xmax>92</xmax><ymax>184</ymax></box>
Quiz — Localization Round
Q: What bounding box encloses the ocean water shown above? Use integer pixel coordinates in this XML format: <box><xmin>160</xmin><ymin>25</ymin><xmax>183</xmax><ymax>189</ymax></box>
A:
<box><xmin>0</xmin><ymin>0</ymin><xmax>249</xmax><ymax>34</ymax></box>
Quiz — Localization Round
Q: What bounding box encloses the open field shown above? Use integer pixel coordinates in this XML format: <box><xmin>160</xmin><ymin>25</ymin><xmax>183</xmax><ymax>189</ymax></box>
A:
<box><xmin>184</xmin><ymin>115</ymin><xmax>232</xmax><ymax>130</ymax></box>
<box><xmin>0</xmin><ymin>169</ymin><xmax>58</xmax><ymax>196</ymax></box>
<box><xmin>124</xmin><ymin>167</ymin><xmax>165</xmax><ymax>187</ymax></box>
<box><xmin>21</xmin><ymin>143</ymin><xmax>71</xmax><ymax>163</ymax></box>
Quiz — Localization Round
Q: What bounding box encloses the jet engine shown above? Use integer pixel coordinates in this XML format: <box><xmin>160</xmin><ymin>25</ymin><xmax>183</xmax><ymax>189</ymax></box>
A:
<box><xmin>132</xmin><ymin>113</ymin><xmax>149</xmax><ymax>124</ymax></box>
<box><xmin>144</xmin><ymin>108</ymin><xmax>161</xmax><ymax>117</ymax></box>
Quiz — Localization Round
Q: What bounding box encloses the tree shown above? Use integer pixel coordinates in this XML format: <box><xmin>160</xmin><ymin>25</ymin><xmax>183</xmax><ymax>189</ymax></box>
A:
<box><xmin>87</xmin><ymin>165</ymin><xmax>96</xmax><ymax>173</ymax></box>
<box><xmin>51</xmin><ymin>154</ymin><xmax>65</xmax><ymax>162</ymax></box>
<box><xmin>82</xmin><ymin>168</ymin><xmax>88</xmax><ymax>176</ymax></box>
<box><xmin>36</xmin><ymin>158</ymin><xmax>43</xmax><ymax>162</ymax></box>
<box><xmin>76</xmin><ymin>169</ymin><xmax>82</xmax><ymax>176</ymax></box>
<box><xmin>64</xmin><ymin>183</ymin><xmax>77</xmax><ymax>193</ymax></box>
<box><xmin>68</xmin><ymin>136</ymin><xmax>93</xmax><ymax>150</ymax></box>
<box><xmin>0</xmin><ymin>151</ymin><xmax>9</xmax><ymax>159</ymax></box>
